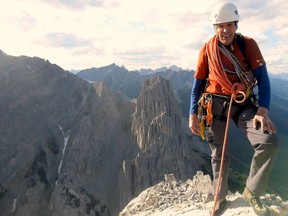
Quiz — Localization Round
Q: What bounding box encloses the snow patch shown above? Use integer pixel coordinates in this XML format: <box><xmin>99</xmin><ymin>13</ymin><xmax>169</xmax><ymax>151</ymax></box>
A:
<box><xmin>55</xmin><ymin>125</ymin><xmax>70</xmax><ymax>186</ymax></box>
<box><xmin>11</xmin><ymin>199</ymin><xmax>17</xmax><ymax>213</ymax></box>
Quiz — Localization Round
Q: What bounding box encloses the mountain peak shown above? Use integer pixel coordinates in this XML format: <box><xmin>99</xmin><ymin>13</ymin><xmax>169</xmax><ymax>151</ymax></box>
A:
<box><xmin>137</xmin><ymin>65</ymin><xmax>183</xmax><ymax>75</ymax></box>
<box><xmin>0</xmin><ymin>49</ymin><xmax>8</xmax><ymax>57</ymax></box>
<box><xmin>169</xmin><ymin>65</ymin><xmax>182</xmax><ymax>71</ymax></box>
<box><xmin>109</xmin><ymin>63</ymin><xmax>117</xmax><ymax>67</ymax></box>
<box><xmin>155</xmin><ymin>65</ymin><xmax>183</xmax><ymax>72</ymax></box>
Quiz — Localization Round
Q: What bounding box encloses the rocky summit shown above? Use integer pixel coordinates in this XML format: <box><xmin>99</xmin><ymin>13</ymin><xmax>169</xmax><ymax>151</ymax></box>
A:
<box><xmin>120</xmin><ymin>171</ymin><xmax>288</xmax><ymax>216</ymax></box>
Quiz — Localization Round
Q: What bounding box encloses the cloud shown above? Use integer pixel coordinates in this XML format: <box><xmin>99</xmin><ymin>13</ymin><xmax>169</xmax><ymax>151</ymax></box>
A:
<box><xmin>42</xmin><ymin>32</ymin><xmax>92</xmax><ymax>48</ymax></box>
<box><xmin>9</xmin><ymin>13</ymin><xmax>37</xmax><ymax>32</ymax></box>
<box><xmin>113</xmin><ymin>46</ymin><xmax>168</xmax><ymax>68</ymax></box>
<box><xmin>116</xmin><ymin>47</ymin><xmax>166</xmax><ymax>56</ymax></box>
<box><xmin>38</xmin><ymin>0</ymin><xmax>105</xmax><ymax>9</ymax></box>
<box><xmin>0</xmin><ymin>0</ymin><xmax>287</xmax><ymax>73</ymax></box>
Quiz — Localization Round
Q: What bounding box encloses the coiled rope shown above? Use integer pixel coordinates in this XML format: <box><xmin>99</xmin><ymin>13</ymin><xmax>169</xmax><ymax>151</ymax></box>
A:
<box><xmin>206</xmin><ymin>35</ymin><xmax>253</xmax><ymax>97</ymax></box>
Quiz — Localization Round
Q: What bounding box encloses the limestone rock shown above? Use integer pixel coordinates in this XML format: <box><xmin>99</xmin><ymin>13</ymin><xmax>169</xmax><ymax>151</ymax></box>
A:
<box><xmin>120</xmin><ymin>171</ymin><xmax>288</xmax><ymax>216</ymax></box>
<box><xmin>118</xmin><ymin>77</ymin><xmax>211</xmax><ymax>211</ymax></box>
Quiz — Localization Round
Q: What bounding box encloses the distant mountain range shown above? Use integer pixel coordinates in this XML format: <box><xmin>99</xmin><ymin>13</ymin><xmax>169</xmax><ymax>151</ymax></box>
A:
<box><xmin>270</xmin><ymin>72</ymin><xmax>288</xmax><ymax>81</ymax></box>
<box><xmin>134</xmin><ymin>65</ymin><xmax>183</xmax><ymax>75</ymax></box>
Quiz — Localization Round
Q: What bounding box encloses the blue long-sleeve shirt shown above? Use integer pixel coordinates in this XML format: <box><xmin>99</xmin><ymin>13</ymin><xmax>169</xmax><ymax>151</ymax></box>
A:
<box><xmin>253</xmin><ymin>64</ymin><xmax>271</xmax><ymax>109</ymax></box>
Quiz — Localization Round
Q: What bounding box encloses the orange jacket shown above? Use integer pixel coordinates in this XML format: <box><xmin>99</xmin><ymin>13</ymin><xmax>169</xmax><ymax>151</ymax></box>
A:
<box><xmin>194</xmin><ymin>35</ymin><xmax>265</xmax><ymax>95</ymax></box>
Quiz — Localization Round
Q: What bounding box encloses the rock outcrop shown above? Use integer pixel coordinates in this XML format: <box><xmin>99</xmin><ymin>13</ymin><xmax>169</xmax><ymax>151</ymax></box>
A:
<box><xmin>118</xmin><ymin>76</ymin><xmax>211</xmax><ymax>211</ymax></box>
<box><xmin>120</xmin><ymin>171</ymin><xmax>288</xmax><ymax>216</ymax></box>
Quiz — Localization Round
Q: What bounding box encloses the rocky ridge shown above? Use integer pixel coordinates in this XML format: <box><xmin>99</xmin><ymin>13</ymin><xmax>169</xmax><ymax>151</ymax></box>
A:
<box><xmin>120</xmin><ymin>171</ymin><xmax>288</xmax><ymax>216</ymax></box>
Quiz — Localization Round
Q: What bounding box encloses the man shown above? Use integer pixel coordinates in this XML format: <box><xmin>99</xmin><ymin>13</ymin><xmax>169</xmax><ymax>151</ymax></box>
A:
<box><xmin>189</xmin><ymin>2</ymin><xmax>279</xmax><ymax>216</ymax></box>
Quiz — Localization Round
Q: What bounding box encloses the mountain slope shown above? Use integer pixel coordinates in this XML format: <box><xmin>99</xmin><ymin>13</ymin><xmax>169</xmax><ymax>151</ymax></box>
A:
<box><xmin>0</xmin><ymin>53</ymin><xmax>137</xmax><ymax>216</ymax></box>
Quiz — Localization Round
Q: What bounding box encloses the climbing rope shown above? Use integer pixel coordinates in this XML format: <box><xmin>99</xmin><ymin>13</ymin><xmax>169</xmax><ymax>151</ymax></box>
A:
<box><xmin>206</xmin><ymin>35</ymin><xmax>253</xmax><ymax>96</ymax></box>
<box><xmin>211</xmin><ymin>84</ymin><xmax>246</xmax><ymax>216</ymax></box>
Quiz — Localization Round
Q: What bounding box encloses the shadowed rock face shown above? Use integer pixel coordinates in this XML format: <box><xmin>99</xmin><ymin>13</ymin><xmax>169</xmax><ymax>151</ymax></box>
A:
<box><xmin>0</xmin><ymin>55</ymin><xmax>93</xmax><ymax>215</ymax></box>
<box><xmin>0</xmin><ymin>54</ymin><xmax>136</xmax><ymax>216</ymax></box>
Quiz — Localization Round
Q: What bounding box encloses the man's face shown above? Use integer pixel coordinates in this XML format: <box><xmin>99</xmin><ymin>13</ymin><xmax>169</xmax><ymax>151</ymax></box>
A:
<box><xmin>214</xmin><ymin>21</ymin><xmax>237</xmax><ymax>46</ymax></box>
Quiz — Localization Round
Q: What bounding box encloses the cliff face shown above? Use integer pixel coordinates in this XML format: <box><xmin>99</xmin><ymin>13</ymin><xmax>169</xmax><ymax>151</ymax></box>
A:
<box><xmin>47</xmin><ymin>81</ymin><xmax>136</xmax><ymax>216</ymax></box>
<box><xmin>0</xmin><ymin>55</ymin><xmax>93</xmax><ymax>216</ymax></box>
<box><xmin>118</xmin><ymin>76</ymin><xmax>211</xmax><ymax>211</ymax></box>
<box><xmin>0</xmin><ymin>54</ymin><xmax>136</xmax><ymax>216</ymax></box>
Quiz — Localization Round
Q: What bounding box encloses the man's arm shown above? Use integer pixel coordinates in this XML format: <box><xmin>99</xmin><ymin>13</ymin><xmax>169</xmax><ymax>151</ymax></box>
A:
<box><xmin>253</xmin><ymin>64</ymin><xmax>276</xmax><ymax>134</ymax></box>
<box><xmin>189</xmin><ymin>78</ymin><xmax>207</xmax><ymax>115</ymax></box>
<box><xmin>189</xmin><ymin>78</ymin><xmax>206</xmax><ymax>135</ymax></box>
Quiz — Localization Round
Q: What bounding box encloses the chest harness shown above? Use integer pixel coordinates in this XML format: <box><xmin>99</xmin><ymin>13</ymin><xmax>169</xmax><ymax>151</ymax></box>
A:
<box><xmin>197</xmin><ymin>34</ymin><xmax>257</xmax><ymax>140</ymax></box>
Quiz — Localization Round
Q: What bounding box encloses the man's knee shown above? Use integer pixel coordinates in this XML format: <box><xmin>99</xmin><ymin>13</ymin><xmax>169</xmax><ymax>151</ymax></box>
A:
<box><xmin>266</xmin><ymin>134</ymin><xmax>279</xmax><ymax>151</ymax></box>
<box><xmin>252</xmin><ymin>133</ymin><xmax>279</xmax><ymax>151</ymax></box>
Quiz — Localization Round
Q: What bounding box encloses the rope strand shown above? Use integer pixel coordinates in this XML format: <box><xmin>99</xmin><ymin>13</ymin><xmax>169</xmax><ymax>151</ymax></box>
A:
<box><xmin>211</xmin><ymin>84</ymin><xmax>246</xmax><ymax>216</ymax></box>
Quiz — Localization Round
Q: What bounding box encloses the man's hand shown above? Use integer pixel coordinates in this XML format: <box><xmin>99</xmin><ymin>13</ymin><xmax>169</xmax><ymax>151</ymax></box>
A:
<box><xmin>253</xmin><ymin>107</ymin><xmax>276</xmax><ymax>134</ymax></box>
<box><xmin>189</xmin><ymin>114</ymin><xmax>200</xmax><ymax>135</ymax></box>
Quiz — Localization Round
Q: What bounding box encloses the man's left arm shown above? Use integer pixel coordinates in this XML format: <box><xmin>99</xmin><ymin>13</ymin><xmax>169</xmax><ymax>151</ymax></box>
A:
<box><xmin>253</xmin><ymin>64</ymin><xmax>276</xmax><ymax>134</ymax></box>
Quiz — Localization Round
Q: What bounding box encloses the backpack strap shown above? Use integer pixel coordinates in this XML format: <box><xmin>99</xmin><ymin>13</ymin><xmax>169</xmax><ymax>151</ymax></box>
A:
<box><xmin>236</xmin><ymin>33</ymin><xmax>251</xmax><ymax>69</ymax></box>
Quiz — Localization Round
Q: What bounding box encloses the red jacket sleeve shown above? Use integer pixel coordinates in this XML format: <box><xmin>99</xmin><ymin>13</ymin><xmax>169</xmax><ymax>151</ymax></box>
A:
<box><xmin>194</xmin><ymin>43</ymin><xmax>209</xmax><ymax>80</ymax></box>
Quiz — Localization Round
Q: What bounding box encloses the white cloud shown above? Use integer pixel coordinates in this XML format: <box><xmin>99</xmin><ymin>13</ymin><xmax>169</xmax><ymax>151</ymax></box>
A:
<box><xmin>42</xmin><ymin>32</ymin><xmax>92</xmax><ymax>48</ymax></box>
<box><xmin>0</xmin><ymin>0</ymin><xmax>287</xmax><ymax>73</ymax></box>
<box><xmin>38</xmin><ymin>0</ymin><xmax>105</xmax><ymax>9</ymax></box>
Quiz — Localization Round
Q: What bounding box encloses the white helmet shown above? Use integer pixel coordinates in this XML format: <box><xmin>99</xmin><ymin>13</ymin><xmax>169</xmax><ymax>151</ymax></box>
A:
<box><xmin>210</xmin><ymin>2</ymin><xmax>240</xmax><ymax>25</ymax></box>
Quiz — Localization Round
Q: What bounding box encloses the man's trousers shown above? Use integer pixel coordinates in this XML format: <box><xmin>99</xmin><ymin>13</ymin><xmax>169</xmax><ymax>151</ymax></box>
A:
<box><xmin>205</xmin><ymin>95</ymin><xmax>279</xmax><ymax>199</ymax></box>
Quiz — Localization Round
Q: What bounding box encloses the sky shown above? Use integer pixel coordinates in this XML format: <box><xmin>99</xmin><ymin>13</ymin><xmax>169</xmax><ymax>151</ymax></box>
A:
<box><xmin>0</xmin><ymin>0</ymin><xmax>287</xmax><ymax>74</ymax></box>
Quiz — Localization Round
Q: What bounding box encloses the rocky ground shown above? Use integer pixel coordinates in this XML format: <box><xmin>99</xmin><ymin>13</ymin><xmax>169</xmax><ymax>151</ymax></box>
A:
<box><xmin>120</xmin><ymin>171</ymin><xmax>288</xmax><ymax>216</ymax></box>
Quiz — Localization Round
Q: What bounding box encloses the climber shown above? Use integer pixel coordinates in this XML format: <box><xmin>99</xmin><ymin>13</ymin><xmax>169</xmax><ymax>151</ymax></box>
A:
<box><xmin>188</xmin><ymin>2</ymin><xmax>279</xmax><ymax>216</ymax></box>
